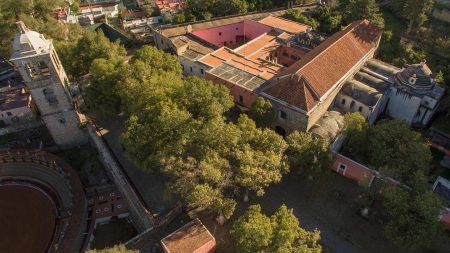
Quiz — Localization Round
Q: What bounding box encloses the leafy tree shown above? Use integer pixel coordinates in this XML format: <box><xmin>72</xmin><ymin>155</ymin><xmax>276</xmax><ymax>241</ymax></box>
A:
<box><xmin>58</xmin><ymin>30</ymin><xmax>126</xmax><ymax>79</ymax></box>
<box><xmin>382</xmin><ymin>187</ymin><xmax>443</xmax><ymax>249</ymax></box>
<box><xmin>403</xmin><ymin>0</ymin><xmax>435</xmax><ymax>34</ymax></box>
<box><xmin>286</xmin><ymin>131</ymin><xmax>333</xmax><ymax>180</ymax></box>
<box><xmin>284</xmin><ymin>9</ymin><xmax>319</xmax><ymax>29</ymax></box>
<box><xmin>312</xmin><ymin>6</ymin><xmax>343</xmax><ymax>34</ymax></box>
<box><xmin>86</xmin><ymin>245</ymin><xmax>137</xmax><ymax>253</ymax></box>
<box><xmin>342</xmin><ymin>119</ymin><xmax>432</xmax><ymax>185</ymax></box>
<box><xmin>248</xmin><ymin>97</ymin><xmax>275</xmax><ymax>128</ymax></box>
<box><xmin>345</xmin><ymin>0</ymin><xmax>385</xmax><ymax>28</ymax></box>
<box><xmin>231</xmin><ymin>204</ymin><xmax>322</xmax><ymax>253</ymax></box>
<box><xmin>84</xmin><ymin>59</ymin><xmax>124</xmax><ymax>114</ymax></box>
<box><xmin>130</xmin><ymin>45</ymin><xmax>182</xmax><ymax>75</ymax></box>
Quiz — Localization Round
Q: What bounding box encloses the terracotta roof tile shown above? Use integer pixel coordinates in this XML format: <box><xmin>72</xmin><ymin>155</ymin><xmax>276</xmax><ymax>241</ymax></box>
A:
<box><xmin>259</xmin><ymin>16</ymin><xmax>310</xmax><ymax>34</ymax></box>
<box><xmin>161</xmin><ymin>219</ymin><xmax>215</xmax><ymax>253</ymax></box>
<box><xmin>262</xmin><ymin>20</ymin><xmax>381</xmax><ymax>112</ymax></box>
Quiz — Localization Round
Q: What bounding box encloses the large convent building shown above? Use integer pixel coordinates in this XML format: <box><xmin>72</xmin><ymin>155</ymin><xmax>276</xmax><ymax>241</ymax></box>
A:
<box><xmin>152</xmin><ymin>9</ymin><xmax>445</xmax><ymax>137</ymax></box>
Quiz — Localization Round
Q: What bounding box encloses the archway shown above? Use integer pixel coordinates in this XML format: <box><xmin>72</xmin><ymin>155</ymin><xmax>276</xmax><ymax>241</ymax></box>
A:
<box><xmin>275</xmin><ymin>126</ymin><xmax>287</xmax><ymax>137</ymax></box>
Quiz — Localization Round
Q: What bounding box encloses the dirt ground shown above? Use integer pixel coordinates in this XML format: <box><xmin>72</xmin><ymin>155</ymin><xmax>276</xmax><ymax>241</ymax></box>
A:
<box><xmin>90</xmin><ymin>218</ymin><xmax>137</xmax><ymax>249</ymax></box>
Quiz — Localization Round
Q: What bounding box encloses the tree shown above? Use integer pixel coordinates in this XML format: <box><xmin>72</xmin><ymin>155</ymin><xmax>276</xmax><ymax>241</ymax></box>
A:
<box><xmin>286</xmin><ymin>131</ymin><xmax>333</xmax><ymax>180</ymax></box>
<box><xmin>248</xmin><ymin>97</ymin><xmax>275</xmax><ymax>128</ymax></box>
<box><xmin>231</xmin><ymin>204</ymin><xmax>322</xmax><ymax>253</ymax></box>
<box><xmin>342</xmin><ymin>118</ymin><xmax>432</xmax><ymax>186</ymax></box>
<box><xmin>312</xmin><ymin>6</ymin><xmax>343</xmax><ymax>34</ymax></box>
<box><xmin>86</xmin><ymin>245</ymin><xmax>137</xmax><ymax>253</ymax></box>
<box><xmin>345</xmin><ymin>0</ymin><xmax>384</xmax><ymax>28</ymax></box>
<box><xmin>403</xmin><ymin>0</ymin><xmax>435</xmax><ymax>34</ymax></box>
<box><xmin>382</xmin><ymin>187</ymin><xmax>443</xmax><ymax>249</ymax></box>
<box><xmin>84</xmin><ymin>59</ymin><xmax>124</xmax><ymax>114</ymax></box>
<box><xmin>130</xmin><ymin>45</ymin><xmax>182</xmax><ymax>76</ymax></box>
<box><xmin>59</xmin><ymin>30</ymin><xmax>126</xmax><ymax>79</ymax></box>
<box><xmin>284</xmin><ymin>9</ymin><xmax>319</xmax><ymax>29</ymax></box>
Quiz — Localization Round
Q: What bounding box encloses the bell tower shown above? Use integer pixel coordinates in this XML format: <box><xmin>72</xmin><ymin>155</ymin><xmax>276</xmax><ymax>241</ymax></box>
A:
<box><xmin>10</xmin><ymin>22</ymin><xmax>87</xmax><ymax>148</ymax></box>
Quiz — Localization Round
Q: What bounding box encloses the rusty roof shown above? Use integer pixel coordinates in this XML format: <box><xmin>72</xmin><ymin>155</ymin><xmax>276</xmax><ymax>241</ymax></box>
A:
<box><xmin>259</xmin><ymin>16</ymin><xmax>310</xmax><ymax>34</ymax></box>
<box><xmin>161</xmin><ymin>218</ymin><xmax>215</xmax><ymax>253</ymax></box>
<box><xmin>262</xmin><ymin>20</ymin><xmax>382</xmax><ymax>112</ymax></box>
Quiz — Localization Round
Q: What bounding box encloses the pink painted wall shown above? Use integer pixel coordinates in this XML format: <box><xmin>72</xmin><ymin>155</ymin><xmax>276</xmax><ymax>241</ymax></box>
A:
<box><xmin>206</xmin><ymin>72</ymin><xmax>258</xmax><ymax>108</ymax></box>
<box><xmin>442</xmin><ymin>208</ymin><xmax>450</xmax><ymax>229</ymax></box>
<box><xmin>191</xmin><ymin>20</ymin><xmax>271</xmax><ymax>47</ymax></box>
<box><xmin>332</xmin><ymin>154</ymin><xmax>376</xmax><ymax>183</ymax></box>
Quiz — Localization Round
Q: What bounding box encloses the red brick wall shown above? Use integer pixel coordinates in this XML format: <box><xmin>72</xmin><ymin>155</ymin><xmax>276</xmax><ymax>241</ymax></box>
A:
<box><xmin>332</xmin><ymin>154</ymin><xmax>375</xmax><ymax>183</ymax></box>
<box><xmin>205</xmin><ymin>72</ymin><xmax>258</xmax><ymax>108</ymax></box>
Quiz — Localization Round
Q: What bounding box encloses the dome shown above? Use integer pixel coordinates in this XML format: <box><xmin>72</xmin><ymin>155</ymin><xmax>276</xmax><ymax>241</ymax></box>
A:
<box><xmin>11</xmin><ymin>22</ymin><xmax>51</xmax><ymax>58</ymax></box>
<box><xmin>394</xmin><ymin>61</ymin><xmax>434</xmax><ymax>91</ymax></box>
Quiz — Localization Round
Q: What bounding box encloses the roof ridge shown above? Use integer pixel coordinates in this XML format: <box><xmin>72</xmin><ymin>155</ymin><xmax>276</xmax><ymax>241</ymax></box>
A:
<box><xmin>294</xmin><ymin>20</ymin><xmax>365</xmax><ymax>75</ymax></box>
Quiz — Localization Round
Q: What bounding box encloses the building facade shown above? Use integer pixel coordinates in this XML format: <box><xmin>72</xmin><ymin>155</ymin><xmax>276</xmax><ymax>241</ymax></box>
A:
<box><xmin>10</xmin><ymin>22</ymin><xmax>88</xmax><ymax>148</ymax></box>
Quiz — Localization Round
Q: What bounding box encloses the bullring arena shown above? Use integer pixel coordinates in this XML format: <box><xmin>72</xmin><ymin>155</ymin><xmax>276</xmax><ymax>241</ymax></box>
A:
<box><xmin>0</xmin><ymin>149</ymin><xmax>87</xmax><ymax>253</ymax></box>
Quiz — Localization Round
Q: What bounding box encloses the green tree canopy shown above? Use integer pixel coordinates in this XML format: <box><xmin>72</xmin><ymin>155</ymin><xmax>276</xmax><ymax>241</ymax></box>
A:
<box><xmin>130</xmin><ymin>45</ymin><xmax>182</xmax><ymax>75</ymax></box>
<box><xmin>283</xmin><ymin>9</ymin><xmax>319</xmax><ymax>29</ymax></box>
<box><xmin>382</xmin><ymin>187</ymin><xmax>443</xmax><ymax>249</ymax></box>
<box><xmin>86</xmin><ymin>245</ymin><xmax>137</xmax><ymax>253</ymax></box>
<box><xmin>344</xmin><ymin>0</ymin><xmax>385</xmax><ymax>28</ymax></box>
<box><xmin>342</xmin><ymin>119</ymin><xmax>432</xmax><ymax>186</ymax></box>
<box><xmin>231</xmin><ymin>204</ymin><xmax>322</xmax><ymax>253</ymax></box>
<box><xmin>403</xmin><ymin>0</ymin><xmax>435</xmax><ymax>34</ymax></box>
<box><xmin>247</xmin><ymin>97</ymin><xmax>275</xmax><ymax>128</ymax></box>
<box><xmin>286</xmin><ymin>131</ymin><xmax>333</xmax><ymax>180</ymax></box>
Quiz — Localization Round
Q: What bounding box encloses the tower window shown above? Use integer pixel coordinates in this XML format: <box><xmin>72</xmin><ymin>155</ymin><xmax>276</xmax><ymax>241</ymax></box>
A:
<box><xmin>25</xmin><ymin>63</ymin><xmax>39</xmax><ymax>79</ymax></box>
<box><xmin>37</xmin><ymin>62</ymin><xmax>50</xmax><ymax>77</ymax></box>
<box><xmin>219</xmin><ymin>32</ymin><xmax>222</xmax><ymax>36</ymax></box>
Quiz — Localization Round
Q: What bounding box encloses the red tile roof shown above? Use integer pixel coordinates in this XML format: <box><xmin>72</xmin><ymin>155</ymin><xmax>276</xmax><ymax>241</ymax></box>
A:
<box><xmin>258</xmin><ymin>16</ymin><xmax>310</xmax><ymax>34</ymax></box>
<box><xmin>262</xmin><ymin>20</ymin><xmax>381</xmax><ymax>112</ymax></box>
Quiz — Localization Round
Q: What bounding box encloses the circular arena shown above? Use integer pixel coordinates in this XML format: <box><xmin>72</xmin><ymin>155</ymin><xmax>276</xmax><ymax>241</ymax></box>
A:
<box><xmin>0</xmin><ymin>149</ymin><xmax>87</xmax><ymax>253</ymax></box>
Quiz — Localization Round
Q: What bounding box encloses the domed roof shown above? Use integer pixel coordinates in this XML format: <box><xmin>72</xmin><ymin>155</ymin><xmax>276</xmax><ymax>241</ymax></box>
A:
<box><xmin>394</xmin><ymin>61</ymin><xmax>434</xmax><ymax>91</ymax></box>
<box><xmin>11</xmin><ymin>21</ymin><xmax>51</xmax><ymax>58</ymax></box>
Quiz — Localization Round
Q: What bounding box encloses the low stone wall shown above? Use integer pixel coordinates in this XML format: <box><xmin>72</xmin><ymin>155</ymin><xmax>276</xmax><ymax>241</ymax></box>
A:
<box><xmin>87</xmin><ymin>124</ymin><xmax>154</xmax><ymax>232</ymax></box>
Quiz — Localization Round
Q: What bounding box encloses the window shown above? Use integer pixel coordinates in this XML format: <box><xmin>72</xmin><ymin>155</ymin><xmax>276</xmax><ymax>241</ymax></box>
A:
<box><xmin>239</xmin><ymin>95</ymin><xmax>244</xmax><ymax>104</ymax></box>
<box><xmin>290</xmin><ymin>55</ymin><xmax>299</xmax><ymax>61</ymax></box>
<box><xmin>358</xmin><ymin>106</ymin><xmax>363</xmax><ymax>112</ymax></box>
<box><xmin>104</xmin><ymin>207</ymin><xmax>109</xmax><ymax>212</ymax></box>
<box><xmin>341</xmin><ymin>99</ymin><xmax>346</xmax><ymax>105</ymax></box>
<box><xmin>95</xmin><ymin>209</ymin><xmax>101</xmax><ymax>214</ymax></box>
<box><xmin>219</xmin><ymin>32</ymin><xmax>222</xmax><ymax>36</ymax></box>
<box><xmin>350</xmin><ymin>100</ymin><xmax>355</xmax><ymax>109</ymax></box>
<box><xmin>190</xmin><ymin>66</ymin><xmax>193</xmax><ymax>73</ymax></box>
<box><xmin>99</xmin><ymin>196</ymin><xmax>104</xmax><ymax>200</ymax></box>
<box><xmin>200</xmin><ymin>69</ymin><xmax>204</xmax><ymax>75</ymax></box>
<box><xmin>117</xmin><ymin>204</ymin><xmax>122</xmax><ymax>209</ymax></box>
<box><xmin>279</xmin><ymin>110</ymin><xmax>287</xmax><ymax>120</ymax></box>
<box><xmin>338</xmin><ymin>163</ymin><xmax>347</xmax><ymax>175</ymax></box>
<box><xmin>109</xmin><ymin>192</ymin><xmax>115</xmax><ymax>197</ymax></box>
<box><xmin>6</xmin><ymin>112</ymin><xmax>12</xmax><ymax>116</ymax></box>
<box><xmin>37</xmin><ymin>61</ymin><xmax>50</xmax><ymax>76</ymax></box>
<box><xmin>25</xmin><ymin>63</ymin><xmax>39</xmax><ymax>79</ymax></box>
<box><xmin>235</xmin><ymin>27</ymin><xmax>239</xmax><ymax>31</ymax></box>
<box><xmin>88</xmin><ymin>199</ymin><xmax>94</xmax><ymax>204</ymax></box>
<box><xmin>282</xmin><ymin>51</ymin><xmax>289</xmax><ymax>57</ymax></box>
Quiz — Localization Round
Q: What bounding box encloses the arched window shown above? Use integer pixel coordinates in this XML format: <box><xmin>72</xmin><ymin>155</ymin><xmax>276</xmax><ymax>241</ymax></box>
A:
<box><xmin>341</xmin><ymin>99</ymin><xmax>346</xmax><ymax>105</ymax></box>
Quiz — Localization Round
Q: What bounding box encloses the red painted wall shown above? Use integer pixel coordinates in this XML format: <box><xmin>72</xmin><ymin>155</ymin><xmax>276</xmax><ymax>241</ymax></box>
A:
<box><xmin>332</xmin><ymin>154</ymin><xmax>376</xmax><ymax>183</ymax></box>
<box><xmin>205</xmin><ymin>72</ymin><xmax>258</xmax><ymax>108</ymax></box>
<box><xmin>191</xmin><ymin>20</ymin><xmax>271</xmax><ymax>48</ymax></box>
<box><xmin>442</xmin><ymin>208</ymin><xmax>450</xmax><ymax>229</ymax></box>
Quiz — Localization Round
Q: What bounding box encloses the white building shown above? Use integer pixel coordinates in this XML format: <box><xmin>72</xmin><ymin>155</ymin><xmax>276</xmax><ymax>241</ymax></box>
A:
<box><xmin>10</xmin><ymin>22</ymin><xmax>88</xmax><ymax>148</ymax></box>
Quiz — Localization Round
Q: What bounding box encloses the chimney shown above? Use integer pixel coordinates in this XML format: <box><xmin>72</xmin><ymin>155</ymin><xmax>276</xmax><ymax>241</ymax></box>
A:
<box><xmin>16</xmin><ymin>21</ymin><xmax>28</xmax><ymax>34</ymax></box>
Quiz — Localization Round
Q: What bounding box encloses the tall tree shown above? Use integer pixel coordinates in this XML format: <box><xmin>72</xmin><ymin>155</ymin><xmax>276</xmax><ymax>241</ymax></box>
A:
<box><xmin>382</xmin><ymin>187</ymin><xmax>443</xmax><ymax>249</ymax></box>
<box><xmin>248</xmin><ymin>97</ymin><xmax>275</xmax><ymax>129</ymax></box>
<box><xmin>231</xmin><ymin>204</ymin><xmax>322</xmax><ymax>253</ymax></box>
<box><xmin>403</xmin><ymin>0</ymin><xmax>435</xmax><ymax>34</ymax></box>
<box><xmin>345</xmin><ymin>0</ymin><xmax>385</xmax><ymax>28</ymax></box>
<box><xmin>130</xmin><ymin>45</ymin><xmax>182</xmax><ymax>75</ymax></box>
<box><xmin>286</xmin><ymin>131</ymin><xmax>333</xmax><ymax>180</ymax></box>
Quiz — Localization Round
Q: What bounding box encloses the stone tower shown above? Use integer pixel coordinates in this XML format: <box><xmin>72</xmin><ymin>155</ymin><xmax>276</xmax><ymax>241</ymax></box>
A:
<box><xmin>10</xmin><ymin>22</ymin><xmax>87</xmax><ymax>148</ymax></box>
